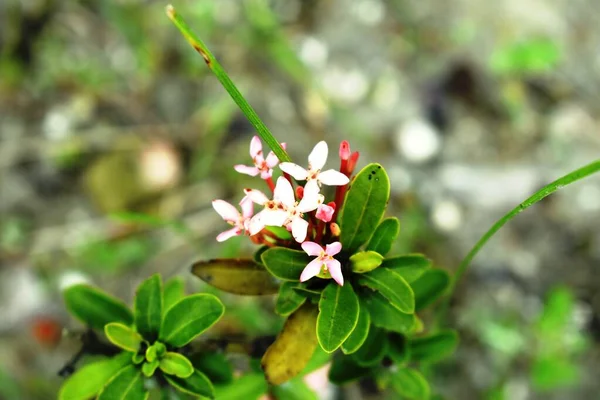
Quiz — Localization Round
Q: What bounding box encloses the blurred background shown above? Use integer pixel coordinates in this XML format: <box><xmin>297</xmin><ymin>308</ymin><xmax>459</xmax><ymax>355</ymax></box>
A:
<box><xmin>1</xmin><ymin>0</ymin><xmax>600</xmax><ymax>398</ymax></box>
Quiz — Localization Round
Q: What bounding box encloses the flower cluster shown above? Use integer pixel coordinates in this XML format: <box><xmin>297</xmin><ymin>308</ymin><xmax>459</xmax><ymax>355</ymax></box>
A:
<box><xmin>213</xmin><ymin>137</ymin><xmax>359</xmax><ymax>285</ymax></box>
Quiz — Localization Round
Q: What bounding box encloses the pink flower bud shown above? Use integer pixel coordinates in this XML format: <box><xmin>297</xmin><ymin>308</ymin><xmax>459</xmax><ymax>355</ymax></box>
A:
<box><xmin>339</xmin><ymin>140</ymin><xmax>351</xmax><ymax>160</ymax></box>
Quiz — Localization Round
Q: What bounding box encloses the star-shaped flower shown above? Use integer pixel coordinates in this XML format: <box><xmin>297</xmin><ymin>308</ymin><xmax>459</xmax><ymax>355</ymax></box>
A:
<box><xmin>212</xmin><ymin>197</ymin><xmax>254</xmax><ymax>242</ymax></box>
<box><xmin>234</xmin><ymin>136</ymin><xmax>284</xmax><ymax>179</ymax></box>
<box><xmin>279</xmin><ymin>141</ymin><xmax>350</xmax><ymax>195</ymax></box>
<box><xmin>300</xmin><ymin>241</ymin><xmax>344</xmax><ymax>286</ymax></box>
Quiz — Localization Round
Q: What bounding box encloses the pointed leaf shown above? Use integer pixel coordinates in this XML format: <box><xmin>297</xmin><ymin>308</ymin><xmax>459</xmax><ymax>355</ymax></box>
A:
<box><xmin>159</xmin><ymin>352</ymin><xmax>194</xmax><ymax>378</ymax></box>
<box><xmin>166</xmin><ymin>369</ymin><xmax>215</xmax><ymax>399</ymax></box>
<box><xmin>349</xmin><ymin>251</ymin><xmax>384</xmax><ymax>274</ymax></box>
<box><xmin>339</xmin><ymin>163</ymin><xmax>390</xmax><ymax>253</ymax></box>
<box><xmin>134</xmin><ymin>274</ymin><xmax>163</xmax><ymax>340</ymax></box>
<box><xmin>366</xmin><ymin>217</ymin><xmax>400</xmax><ymax>256</ymax></box>
<box><xmin>350</xmin><ymin>326</ymin><xmax>388</xmax><ymax>367</ymax></box>
<box><xmin>362</xmin><ymin>291</ymin><xmax>416</xmax><ymax>333</ymax></box>
<box><xmin>191</xmin><ymin>258</ymin><xmax>279</xmax><ymax>295</ymax></box>
<box><xmin>357</xmin><ymin>267</ymin><xmax>414</xmax><ymax>313</ymax></box>
<box><xmin>390</xmin><ymin>368</ymin><xmax>430</xmax><ymax>400</ymax></box>
<box><xmin>382</xmin><ymin>255</ymin><xmax>431</xmax><ymax>283</ymax></box>
<box><xmin>261</xmin><ymin>248</ymin><xmax>310</xmax><ymax>281</ymax></box>
<box><xmin>214</xmin><ymin>373</ymin><xmax>266</xmax><ymax>399</ymax></box>
<box><xmin>160</xmin><ymin>294</ymin><xmax>225</xmax><ymax>347</ymax></box>
<box><xmin>329</xmin><ymin>354</ymin><xmax>371</xmax><ymax>385</ymax></box>
<box><xmin>104</xmin><ymin>323</ymin><xmax>144</xmax><ymax>352</ymax></box>
<box><xmin>63</xmin><ymin>284</ymin><xmax>133</xmax><ymax>330</ymax></box>
<box><xmin>341</xmin><ymin>302</ymin><xmax>371</xmax><ymax>355</ymax></box>
<box><xmin>58</xmin><ymin>353</ymin><xmax>130</xmax><ymax>400</ymax></box>
<box><xmin>276</xmin><ymin>282</ymin><xmax>307</xmax><ymax>316</ymax></box>
<box><xmin>97</xmin><ymin>365</ymin><xmax>148</xmax><ymax>400</ymax></box>
<box><xmin>317</xmin><ymin>282</ymin><xmax>360</xmax><ymax>353</ymax></box>
<box><xmin>412</xmin><ymin>269</ymin><xmax>451</xmax><ymax>311</ymax></box>
<box><xmin>409</xmin><ymin>330</ymin><xmax>459</xmax><ymax>363</ymax></box>
<box><xmin>189</xmin><ymin>352</ymin><xmax>233</xmax><ymax>384</ymax></box>
<box><xmin>262</xmin><ymin>303</ymin><xmax>319</xmax><ymax>385</ymax></box>
<box><xmin>163</xmin><ymin>277</ymin><xmax>185</xmax><ymax>313</ymax></box>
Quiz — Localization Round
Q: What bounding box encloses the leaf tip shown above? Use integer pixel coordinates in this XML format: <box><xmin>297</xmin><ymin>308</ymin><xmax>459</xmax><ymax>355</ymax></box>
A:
<box><xmin>165</xmin><ymin>4</ymin><xmax>176</xmax><ymax>19</ymax></box>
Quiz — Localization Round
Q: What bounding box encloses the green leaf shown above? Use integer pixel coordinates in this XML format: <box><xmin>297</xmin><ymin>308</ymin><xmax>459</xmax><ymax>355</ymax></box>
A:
<box><xmin>191</xmin><ymin>258</ymin><xmax>279</xmax><ymax>295</ymax></box>
<box><xmin>412</xmin><ymin>269</ymin><xmax>451</xmax><ymax>311</ymax></box>
<box><xmin>531</xmin><ymin>356</ymin><xmax>580</xmax><ymax>390</ymax></box>
<box><xmin>382</xmin><ymin>255</ymin><xmax>431</xmax><ymax>283</ymax></box>
<box><xmin>253</xmin><ymin>245</ymin><xmax>269</xmax><ymax>264</ymax></box>
<box><xmin>261</xmin><ymin>247</ymin><xmax>310</xmax><ymax>281</ymax></box>
<box><xmin>145</xmin><ymin>342</ymin><xmax>166</xmax><ymax>363</ymax></box>
<box><xmin>189</xmin><ymin>352</ymin><xmax>233</xmax><ymax>384</ymax></box>
<box><xmin>366</xmin><ymin>217</ymin><xmax>400</xmax><ymax>256</ymax></box>
<box><xmin>214</xmin><ymin>373</ymin><xmax>266</xmax><ymax>399</ymax></box>
<box><xmin>339</xmin><ymin>163</ymin><xmax>390</xmax><ymax>253</ymax></box>
<box><xmin>104</xmin><ymin>323</ymin><xmax>144</xmax><ymax>352</ymax></box>
<box><xmin>300</xmin><ymin>346</ymin><xmax>330</xmax><ymax>376</ymax></box>
<box><xmin>410</xmin><ymin>330</ymin><xmax>459</xmax><ymax>363</ymax></box>
<box><xmin>58</xmin><ymin>353</ymin><xmax>130</xmax><ymax>400</ymax></box>
<box><xmin>362</xmin><ymin>291</ymin><xmax>416</xmax><ymax>333</ymax></box>
<box><xmin>350</xmin><ymin>326</ymin><xmax>388</xmax><ymax>367</ymax></box>
<box><xmin>349</xmin><ymin>251</ymin><xmax>384</xmax><ymax>274</ymax></box>
<box><xmin>63</xmin><ymin>284</ymin><xmax>133</xmax><ymax>330</ymax></box>
<box><xmin>160</xmin><ymin>294</ymin><xmax>225</xmax><ymax>347</ymax></box>
<box><xmin>141</xmin><ymin>360</ymin><xmax>159</xmax><ymax>377</ymax></box>
<box><xmin>272</xmin><ymin>377</ymin><xmax>318</xmax><ymax>400</ymax></box>
<box><xmin>159</xmin><ymin>352</ymin><xmax>194</xmax><ymax>378</ymax></box>
<box><xmin>328</xmin><ymin>354</ymin><xmax>371</xmax><ymax>385</ymax></box>
<box><xmin>357</xmin><ymin>267</ymin><xmax>414</xmax><ymax>313</ymax></box>
<box><xmin>97</xmin><ymin>365</ymin><xmax>148</xmax><ymax>400</ymax></box>
<box><xmin>341</xmin><ymin>302</ymin><xmax>371</xmax><ymax>355</ymax></box>
<box><xmin>163</xmin><ymin>277</ymin><xmax>185</xmax><ymax>314</ymax></box>
<box><xmin>276</xmin><ymin>282</ymin><xmax>307</xmax><ymax>316</ymax></box>
<box><xmin>166</xmin><ymin>369</ymin><xmax>215</xmax><ymax>399</ymax></box>
<box><xmin>132</xmin><ymin>354</ymin><xmax>144</xmax><ymax>365</ymax></box>
<box><xmin>390</xmin><ymin>368</ymin><xmax>430</xmax><ymax>400</ymax></box>
<box><xmin>388</xmin><ymin>333</ymin><xmax>410</xmax><ymax>365</ymax></box>
<box><xmin>317</xmin><ymin>283</ymin><xmax>360</xmax><ymax>353</ymax></box>
<box><xmin>134</xmin><ymin>274</ymin><xmax>163</xmax><ymax>340</ymax></box>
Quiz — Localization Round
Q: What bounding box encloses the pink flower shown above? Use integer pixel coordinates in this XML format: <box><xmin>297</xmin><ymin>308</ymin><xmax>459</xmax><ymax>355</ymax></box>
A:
<box><xmin>315</xmin><ymin>204</ymin><xmax>334</xmax><ymax>223</ymax></box>
<box><xmin>279</xmin><ymin>141</ymin><xmax>349</xmax><ymax>196</ymax></box>
<box><xmin>300</xmin><ymin>241</ymin><xmax>344</xmax><ymax>286</ymax></box>
<box><xmin>234</xmin><ymin>136</ymin><xmax>285</xmax><ymax>179</ymax></box>
<box><xmin>212</xmin><ymin>197</ymin><xmax>254</xmax><ymax>242</ymax></box>
<box><xmin>245</xmin><ymin>177</ymin><xmax>321</xmax><ymax>242</ymax></box>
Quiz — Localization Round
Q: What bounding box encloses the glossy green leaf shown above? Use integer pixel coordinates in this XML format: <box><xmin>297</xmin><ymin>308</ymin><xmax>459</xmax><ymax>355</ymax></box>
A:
<box><xmin>190</xmin><ymin>352</ymin><xmax>233</xmax><ymax>384</ymax></box>
<box><xmin>132</xmin><ymin>353</ymin><xmax>144</xmax><ymax>365</ymax></box>
<box><xmin>262</xmin><ymin>303</ymin><xmax>319</xmax><ymax>385</ymax></box>
<box><xmin>97</xmin><ymin>365</ymin><xmax>148</xmax><ymax>400</ymax></box>
<box><xmin>166</xmin><ymin>369</ymin><xmax>215</xmax><ymax>399</ymax></box>
<box><xmin>362</xmin><ymin>291</ymin><xmax>416</xmax><ymax>333</ymax></box>
<box><xmin>317</xmin><ymin>283</ymin><xmax>360</xmax><ymax>353</ymax></box>
<box><xmin>160</xmin><ymin>294</ymin><xmax>225</xmax><ymax>347</ymax></box>
<box><xmin>159</xmin><ymin>352</ymin><xmax>194</xmax><ymax>378</ymax></box>
<box><xmin>339</xmin><ymin>163</ymin><xmax>390</xmax><ymax>253</ymax></box>
<box><xmin>341</xmin><ymin>302</ymin><xmax>371</xmax><ymax>355</ymax></box>
<box><xmin>163</xmin><ymin>277</ymin><xmax>185</xmax><ymax>314</ymax></box>
<box><xmin>410</xmin><ymin>330</ymin><xmax>459</xmax><ymax>363</ymax></box>
<box><xmin>388</xmin><ymin>333</ymin><xmax>410</xmax><ymax>365</ymax></box>
<box><xmin>104</xmin><ymin>323</ymin><xmax>144</xmax><ymax>352</ymax></box>
<box><xmin>382</xmin><ymin>255</ymin><xmax>431</xmax><ymax>283</ymax></box>
<box><xmin>141</xmin><ymin>360</ymin><xmax>159</xmax><ymax>377</ymax></box>
<box><xmin>349</xmin><ymin>251</ymin><xmax>384</xmax><ymax>274</ymax></box>
<box><xmin>272</xmin><ymin>377</ymin><xmax>318</xmax><ymax>400</ymax></box>
<box><xmin>276</xmin><ymin>282</ymin><xmax>307</xmax><ymax>316</ymax></box>
<box><xmin>214</xmin><ymin>373</ymin><xmax>266</xmax><ymax>399</ymax></box>
<box><xmin>58</xmin><ymin>353</ymin><xmax>130</xmax><ymax>400</ymax></box>
<box><xmin>357</xmin><ymin>267</ymin><xmax>414</xmax><ymax>313</ymax></box>
<box><xmin>63</xmin><ymin>284</ymin><xmax>133</xmax><ymax>330</ymax></box>
<box><xmin>366</xmin><ymin>217</ymin><xmax>400</xmax><ymax>256</ymax></box>
<box><xmin>390</xmin><ymin>368</ymin><xmax>430</xmax><ymax>400</ymax></box>
<box><xmin>412</xmin><ymin>269</ymin><xmax>451</xmax><ymax>311</ymax></box>
<box><xmin>261</xmin><ymin>247</ymin><xmax>310</xmax><ymax>281</ymax></box>
<box><xmin>351</xmin><ymin>326</ymin><xmax>388</xmax><ymax>367</ymax></box>
<box><xmin>191</xmin><ymin>258</ymin><xmax>279</xmax><ymax>295</ymax></box>
<box><xmin>329</xmin><ymin>354</ymin><xmax>371</xmax><ymax>385</ymax></box>
<box><xmin>134</xmin><ymin>274</ymin><xmax>163</xmax><ymax>340</ymax></box>
<box><xmin>145</xmin><ymin>342</ymin><xmax>166</xmax><ymax>363</ymax></box>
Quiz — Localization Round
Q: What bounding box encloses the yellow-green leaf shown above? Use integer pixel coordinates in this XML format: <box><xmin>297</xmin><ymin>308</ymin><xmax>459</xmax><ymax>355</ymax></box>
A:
<box><xmin>159</xmin><ymin>352</ymin><xmax>194</xmax><ymax>378</ymax></box>
<box><xmin>134</xmin><ymin>274</ymin><xmax>163</xmax><ymax>340</ymax></box>
<box><xmin>350</xmin><ymin>251</ymin><xmax>384</xmax><ymax>274</ymax></box>
<box><xmin>104</xmin><ymin>323</ymin><xmax>144</xmax><ymax>352</ymax></box>
<box><xmin>97</xmin><ymin>365</ymin><xmax>148</xmax><ymax>400</ymax></box>
<box><xmin>191</xmin><ymin>258</ymin><xmax>279</xmax><ymax>295</ymax></box>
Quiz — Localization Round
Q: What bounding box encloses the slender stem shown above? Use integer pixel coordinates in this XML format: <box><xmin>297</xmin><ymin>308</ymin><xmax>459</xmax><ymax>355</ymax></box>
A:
<box><xmin>437</xmin><ymin>159</ymin><xmax>600</xmax><ymax>323</ymax></box>
<box><xmin>165</xmin><ymin>5</ymin><xmax>290</xmax><ymax>163</ymax></box>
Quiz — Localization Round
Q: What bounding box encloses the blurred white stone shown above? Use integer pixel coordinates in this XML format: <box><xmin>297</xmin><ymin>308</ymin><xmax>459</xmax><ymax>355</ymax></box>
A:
<box><xmin>215</xmin><ymin>0</ymin><xmax>240</xmax><ymax>24</ymax></box>
<box><xmin>140</xmin><ymin>141</ymin><xmax>182</xmax><ymax>191</ymax></box>
<box><xmin>58</xmin><ymin>271</ymin><xmax>90</xmax><ymax>291</ymax></box>
<box><xmin>351</xmin><ymin>0</ymin><xmax>384</xmax><ymax>26</ymax></box>
<box><xmin>299</xmin><ymin>37</ymin><xmax>329</xmax><ymax>69</ymax></box>
<box><xmin>395</xmin><ymin>119</ymin><xmax>441</xmax><ymax>163</ymax></box>
<box><xmin>548</xmin><ymin>103</ymin><xmax>595</xmax><ymax>141</ymax></box>
<box><xmin>0</xmin><ymin>267</ymin><xmax>47</xmax><ymax>331</ymax></box>
<box><xmin>387</xmin><ymin>166</ymin><xmax>413</xmax><ymax>194</ymax></box>
<box><xmin>321</xmin><ymin>66</ymin><xmax>369</xmax><ymax>103</ymax></box>
<box><xmin>505</xmin><ymin>378</ymin><xmax>529</xmax><ymax>400</ymax></box>
<box><xmin>43</xmin><ymin>111</ymin><xmax>71</xmax><ymax>141</ymax></box>
<box><xmin>432</xmin><ymin>200</ymin><xmax>462</xmax><ymax>232</ymax></box>
<box><xmin>372</xmin><ymin>70</ymin><xmax>400</xmax><ymax>111</ymax></box>
<box><xmin>576</xmin><ymin>184</ymin><xmax>600</xmax><ymax>212</ymax></box>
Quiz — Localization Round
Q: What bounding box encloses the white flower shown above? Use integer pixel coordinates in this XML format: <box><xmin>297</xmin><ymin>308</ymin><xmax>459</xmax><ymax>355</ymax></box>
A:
<box><xmin>245</xmin><ymin>177</ymin><xmax>321</xmax><ymax>242</ymax></box>
<box><xmin>279</xmin><ymin>141</ymin><xmax>349</xmax><ymax>195</ymax></box>
<box><xmin>234</xmin><ymin>136</ymin><xmax>284</xmax><ymax>179</ymax></box>
<box><xmin>212</xmin><ymin>197</ymin><xmax>254</xmax><ymax>242</ymax></box>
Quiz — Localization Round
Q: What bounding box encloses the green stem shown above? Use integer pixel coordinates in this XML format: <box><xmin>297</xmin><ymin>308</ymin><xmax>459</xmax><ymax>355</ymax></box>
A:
<box><xmin>165</xmin><ymin>4</ymin><xmax>290</xmax><ymax>163</ymax></box>
<box><xmin>438</xmin><ymin>159</ymin><xmax>600</xmax><ymax>322</ymax></box>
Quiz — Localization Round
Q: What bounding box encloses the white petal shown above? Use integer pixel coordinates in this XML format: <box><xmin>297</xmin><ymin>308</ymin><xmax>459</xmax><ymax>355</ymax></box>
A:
<box><xmin>291</xmin><ymin>217</ymin><xmax>308</xmax><ymax>242</ymax></box>
<box><xmin>248</xmin><ymin>213</ymin><xmax>266</xmax><ymax>235</ymax></box>
<box><xmin>261</xmin><ymin>209</ymin><xmax>288</xmax><ymax>227</ymax></box>
<box><xmin>327</xmin><ymin>259</ymin><xmax>344</xmax><ymax>286</ymax></box>
<box><xmin>298</xmin><ymin>181</ymin><xmax>321</xmax><ymax>212</ymax></box>
<box><xmin>325</xmin><ymin>241</ymin><xmax>342</xmax><ymax>256</ymax></box>
<box><xmin>279</xmin><ymin>162</ymin><xmax>308</xmax><ymax>180</ymax></box>
<box><xmin>300</xmin><ymin>258</ymin><xmax>323</xmax><ymax>282</ymax></box>
<box><xmin>259</xmin><ymin>168</ymin><xmax>273</xmax><ymax>179</ymax></box>
<box><xmin>318</xmin><ymin>169</ymin><xmax>349</xmax><ymax>186</ymax></box>
<box><xmin>250</xmin><ymin>136</ymin><xmax>262</xmax><ymax>158</ymax></box>
<box><xmin>216</xmin><ymin>227</ymin><xmax>241</xmax><ymax>242</ymax></box>
<box><xmin>273</xmin><ymin>177</ymin><xmax>295</xmax><ymax>207</ymax></box>
<box><xmin>212</xmin><ymin>200</ymin><xmax>240</xmax><ymax>222</ymax></box>
<box><xmin>243</xmin><ymin>189</ymin><xmax>269</xmax><ymax>205</ymax></box>
<box><xmin>234</xmin><ymin>164</ymin><xmax>260</xmax><ymax>176</ymax></box>
<box><xmin>240</xmin><ymin>197</ymin><xmax>254</xmax><ymax>219</ymax></box>
<box><xmin>265</xmin><ymin>151</ymin><xmax>279</xmax><ymax>168</ymax></box>
<box><xmin>302</xmin><ymin>241</ymin><xmax>323</xmax><ymax>256</ymax></box>
<box><xmin>308</xmin><ymin>141</ymin><xmax>328</xmax><ymax>171</ymax></box>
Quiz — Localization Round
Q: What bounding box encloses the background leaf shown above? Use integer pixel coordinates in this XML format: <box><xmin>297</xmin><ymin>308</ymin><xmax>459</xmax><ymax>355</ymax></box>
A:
<box><xmin>189</xmin><ymin>352</ymin><xmax>233</xmax><ymax>384</ymax></box>
<box><xmin>366</xmin><ymin>217</ymin><xmax>400</xmax><ymax>256</ymax></box>
<box><xmin>317</xmin><ymin>283</ymin><xmax>360</xmax><ymax>353</ymax></box>
<box><xmin>214</xmin><ymin>373</ymin><xmax>266</xmax><ymax>400</ymax></box>
<box><xmin>410</xmin><ymin>330</ymin><xmax>459</xmax><ymax>363</ymax></box>
<box><xmin>412</xmin><ymin>269</ymin><xmax>451</xmax><ymax>311</ymax></box>
<box><xmin>97</xmin><ymin>365</ymin><xmax>148</xmax><ymax>400</ymax></box>
<box><xmin>382</xmin><ymin>255</ymin><xmax>431</xmax><ymax>283</ymax></box>
<box><xmin>390</xmin><ymin>368</ymin><xmax>430</xmax><ymax>400</ymax></box>
<box><xmin>341</xmin><ymin>302</ymin><xmax>371</xmax><ymax>355</ymax></box>
<box><xmin>261</xmin><ymin>247</ymin><xmax>310</xmax><ymax>281</ymax></box>
<box><xmin>134</xmin><ymin>274</ymin><xmax>163</xmax><ymax>340</ymax></box>
<box><xmin>357</xmin><ymin>267</ymin><xmax>415</xmax><ymax>313</ymax></box>
<box><xmin>271</xmin><ymin>377</ymin><xmax>318</xmax><ymax>400</ymax></box>
<box><xmin>329</xmin><ymin>354</ymin><xmax>371</xmax><ymax>385</ymax></box>
<box><xmin>362</xmin><ymin>291</ymin><xmax>416</xmax><ymax>333</ymax></box>
<box><xmin>350</xmin><ymin>325</ymin><xmax>388</xmax><ymax>367</ymax></box>
<box><xmin>104</xmin><ymin>323</ymin><xmax>143</xmax><ymax>352</ymax></box>
<box><xmin>276</xmin><ymin>282</ymin><xmax>307</xmax><ymax>316</ymax></box>
<box><xmin>166</xmin><ymin>369</ymin><xmax>215</xmax><ymax>399</ymax></box>
<box><xmin>163</xmin><ymin>277</ymin><xmax>185</xmax><ymax>314</ymax></box>
<box><xmin>63</xmin><ymin>284</ymin><xmax>133</xmax><ymax>330</ymax></box>
<box><xmin>192</xmin><ymin>258</ymin><xmax>279</xmax><ymax>295</ymax></box>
